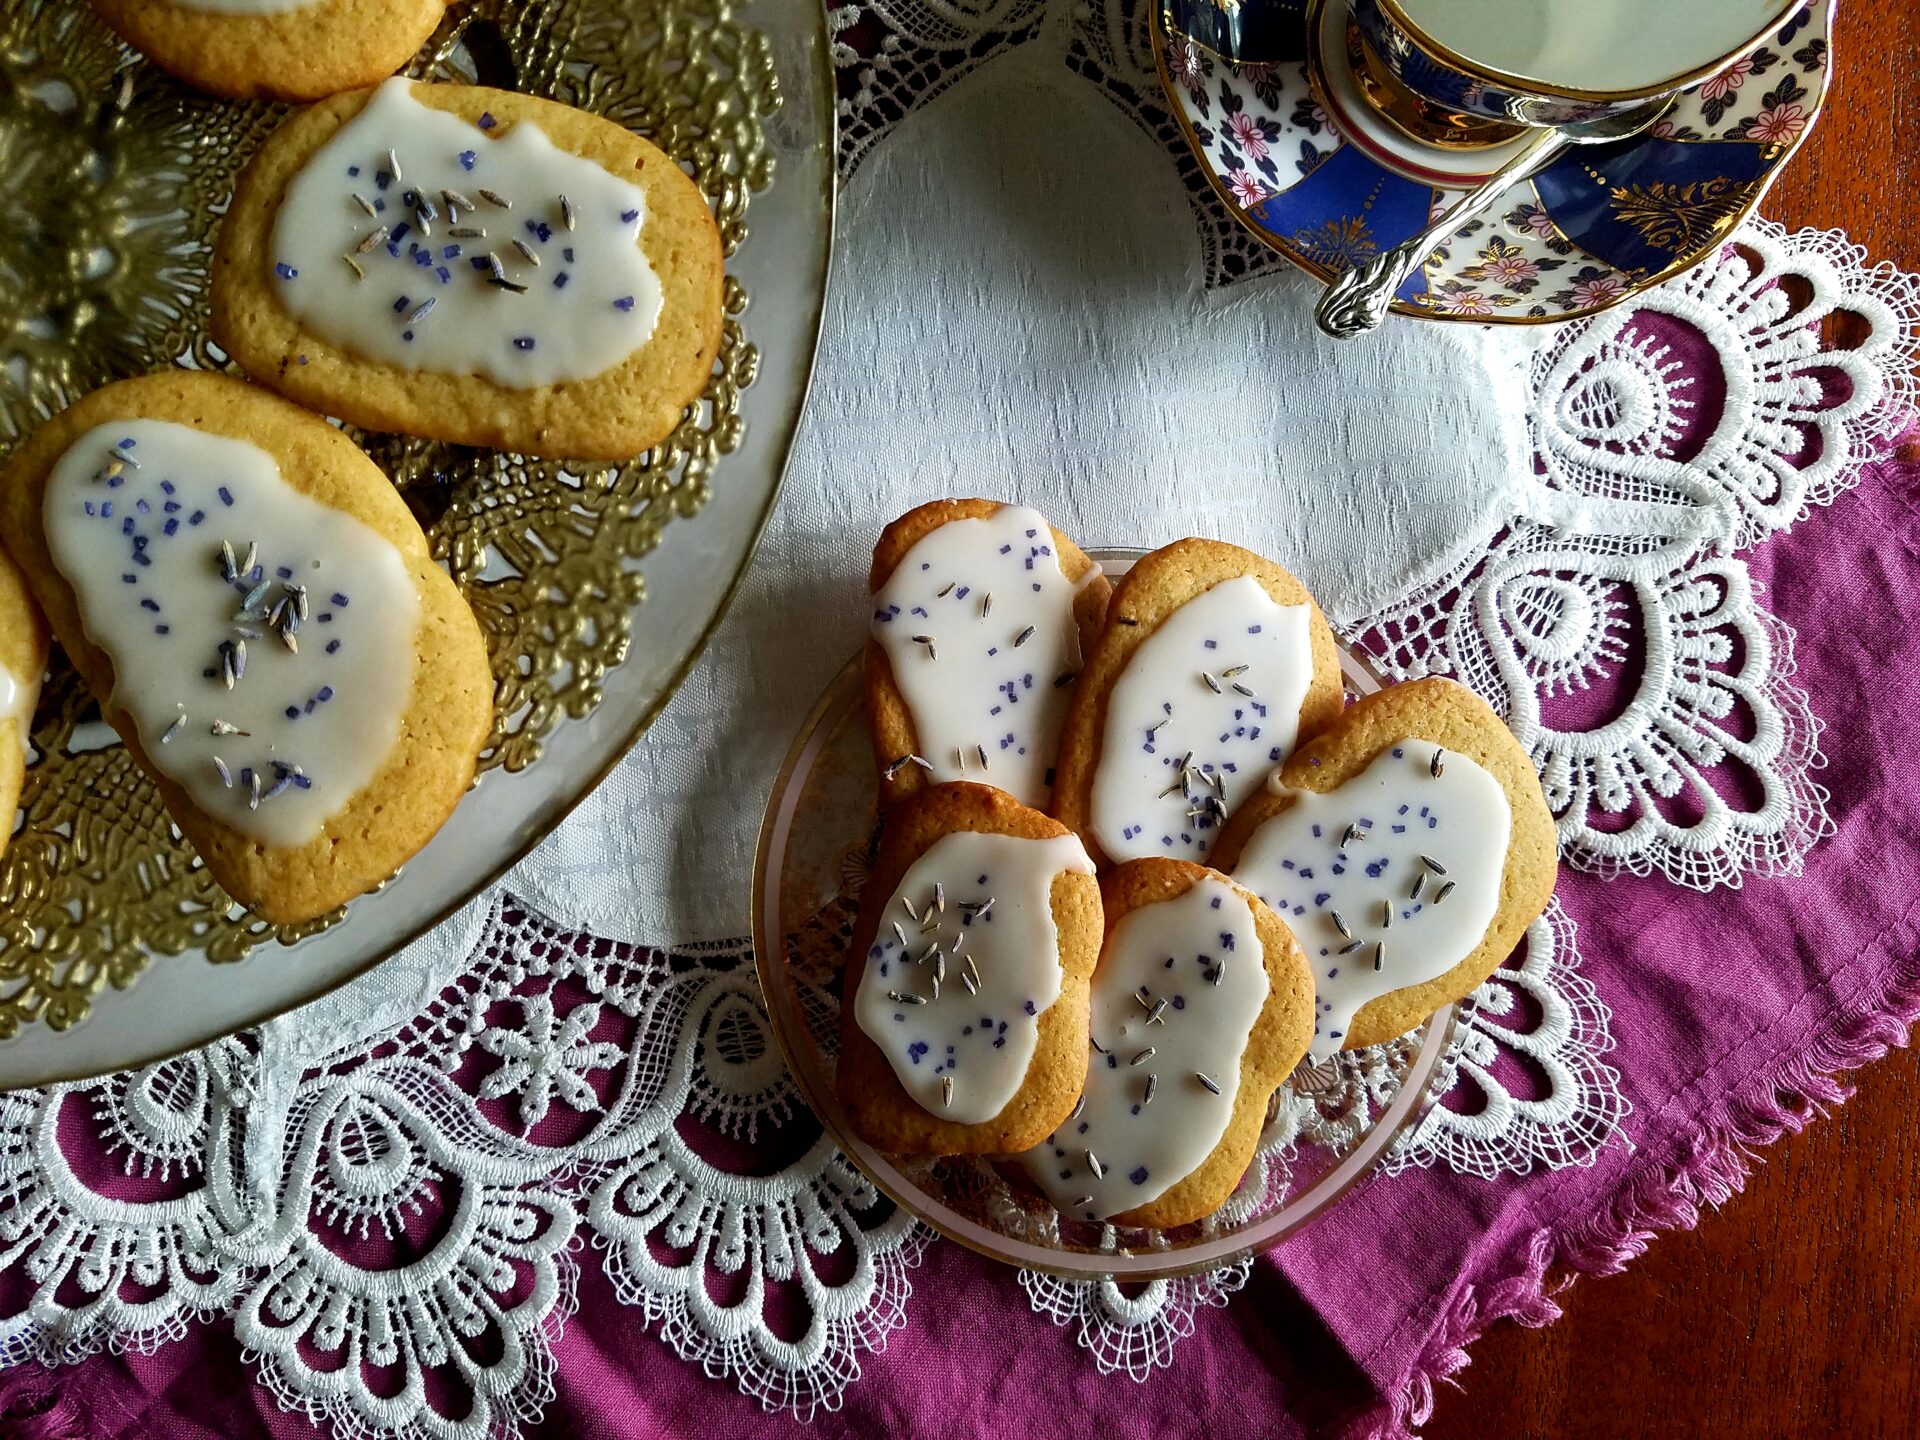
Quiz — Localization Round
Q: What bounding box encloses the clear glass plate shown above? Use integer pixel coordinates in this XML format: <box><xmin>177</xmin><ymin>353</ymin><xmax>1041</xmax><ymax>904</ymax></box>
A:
<box><xmin>0</xmin><ymin>0</ymin><xmax>835</xmax><ymax>1087</ymax></box>
<box><xmin>752</xmin><ymin>550</ymin><xmax>1455</xmax><ymax>1278</ymax></box>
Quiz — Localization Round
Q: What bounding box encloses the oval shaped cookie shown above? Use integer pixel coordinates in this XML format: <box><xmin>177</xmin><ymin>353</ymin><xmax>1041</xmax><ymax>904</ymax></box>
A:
<box><xmin>89</xmin><ymin>0</ymin><xmax>449</xmax><ymax>104</ymax></box>
<box><xmin>211</xmin><ymin>79</ymin><xmax>724</xmax><ymax>460</ymax></box>
<box><xmin>838</xmin><ymin>781</ymin><xmax>1102</xmax><ymax>1156</ymax></box>
<box><xmin>866</xmin><ymin>499</ymin><xmax>1111</xmax><ymax>810</ymax></box>
<box><xmin>0</xmin><ymin>547</ymin><xmax>49</xmax><ymax>861</ymax></box>
<box><xmin>1051</xmin><ymin>538</ymin><xmax>1344</xmax><ymax>868</ymax></box>
<box><xmin>0</xmin><ymin>371</ymin><xmax>493</xmax><ymax>925</ymax></box>
<box><xmin>1017</xmin><ymin>857</ymin><xmax>1313</xmax><ymax>1229</ymax></box>
<box><xmin>1209</xmin><ymin>676</ymin><xmax>1558</xmax><ymax>1055</ymax></box>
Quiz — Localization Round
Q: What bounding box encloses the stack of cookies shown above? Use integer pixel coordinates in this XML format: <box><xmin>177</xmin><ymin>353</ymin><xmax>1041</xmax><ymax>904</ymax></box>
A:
<box><xmin>841</xmin><ymin>501</ymin><xmax>1558</xmax><ymax>1228</ymax></box>
<box><xmin>0</xmin><ymin>14</ymin><xmax>726</xmax><ymax>922</ymax></box>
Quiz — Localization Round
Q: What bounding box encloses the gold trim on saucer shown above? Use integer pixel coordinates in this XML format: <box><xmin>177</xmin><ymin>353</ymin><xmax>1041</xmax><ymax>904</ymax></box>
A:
<box><xmin>1153</xmin><ymin>0</ymin><xmax>1834</xmax><ymax>327</ymax></box>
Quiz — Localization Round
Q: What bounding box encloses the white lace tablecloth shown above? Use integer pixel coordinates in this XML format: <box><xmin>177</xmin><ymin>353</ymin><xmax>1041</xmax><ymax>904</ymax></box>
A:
<box><xmin>4</xmin><ymin>0</ymin><xmax>1918</xmax><ymax>1433</ymax></box>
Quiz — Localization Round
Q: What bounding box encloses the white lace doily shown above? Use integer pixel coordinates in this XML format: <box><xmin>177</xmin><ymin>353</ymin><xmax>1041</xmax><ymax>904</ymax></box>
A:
<box><xmin>4</xmin><ymin>0</ymin><xmax>1918</xmax><ymax>1427</ymax></box>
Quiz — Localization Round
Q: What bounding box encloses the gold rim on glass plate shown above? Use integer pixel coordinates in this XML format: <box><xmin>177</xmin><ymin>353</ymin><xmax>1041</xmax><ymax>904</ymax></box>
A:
<box><xmin>749</xmin><ymin>550</ymin><xmax>1459</xmax><ymax>1279</ymax></box>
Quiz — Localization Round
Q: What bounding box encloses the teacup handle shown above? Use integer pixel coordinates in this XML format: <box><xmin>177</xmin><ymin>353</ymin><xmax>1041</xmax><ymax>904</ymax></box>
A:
<box><xmin>1313</xmin><ymin>128</ymin><xmax>1565</xmax><ymax>339</ymax></box>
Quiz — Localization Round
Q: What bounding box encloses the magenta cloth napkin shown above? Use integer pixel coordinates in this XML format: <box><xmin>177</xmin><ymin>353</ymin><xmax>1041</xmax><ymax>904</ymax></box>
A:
<box><xmin>3</xmin><ymin>437</ymin><xmax>1916</xmax><ymax>1440</ymax></box>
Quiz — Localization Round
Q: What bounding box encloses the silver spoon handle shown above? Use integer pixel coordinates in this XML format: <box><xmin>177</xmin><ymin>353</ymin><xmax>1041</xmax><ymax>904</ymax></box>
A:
<box><xmin>1313</xmin><ymin>129</ymin><xmax>1567</xmax><ymax>339</ymax></box>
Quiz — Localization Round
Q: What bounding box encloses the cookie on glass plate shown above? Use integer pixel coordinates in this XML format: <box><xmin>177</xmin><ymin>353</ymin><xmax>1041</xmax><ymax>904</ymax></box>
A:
<box><xmin>1210</xmin><ymin>676</ymin><xmax>1557</xmax><ymax>1057</ymax></box>
<box><xmin>1016</xmin><ymin>857</ymin><xmax>1314</xmax><ymax>1229</ymax></box>
<box><xmin>0</xmin><ymin>370</ymin><xmax>493</xmax><ymax>925</ymax></box>
<box><xmin>866</xmin><ymin>498</ymin><xmax>1111</xmax><ymax>812</ymax></box>
<box><xmin>838</xmin><ymin>781</ymin><xmax>1101</xmax><ymax>1155</ymax></box>
<box><xmin>1051</xmin><ymin>537</ymin><xmax>1343</xmax><ymax>868</ymax></box>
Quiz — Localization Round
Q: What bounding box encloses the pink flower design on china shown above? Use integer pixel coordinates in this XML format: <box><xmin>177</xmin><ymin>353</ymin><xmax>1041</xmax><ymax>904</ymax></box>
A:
<box><xmin>1649</xmin><ymin>118</ymin><xmax>1677</xmax><ymax>139</ymax></box>
<box><xmin>1437</xmin><ymin>290</ymin><xmax>1495</xmax><ymax>316</ymax></box>
<box><xmin>1512</xmin><ymin>205</ymin><xmax>1559</xmax><ymax>241</ymax></box>
<box><xmin>1225</xmin><ymin>110</ymin><xmax>1270</xmax><ymax>160</ymax></box>
<box><xmin>1227</xmin><ymin>168</ymin><xmax>1270</xmax><ymax>207</ymax></box>
<box><xmin>1746</xmin><ymin>103</ymin><xmax>1808</xmax><ymax>143</ymax></box>
<box><xmin>1698</xmin><ymin>57</ymin><xmax>1753</xmax><ymax>100</ymax></box>
<box><xmin>1482</xmin><ymin>251</ymin><xmax>1540</xmax><ymax>286</ymax></box>
<box><xmin>1570</xmin><ymin>275</ymin><xmax>1628</xmax><ymax>307</ymax></box>
<box><xmin>1167</xmin><ymin>37</ymin><xmax>1207</xmax><ymax>96</ymax></box>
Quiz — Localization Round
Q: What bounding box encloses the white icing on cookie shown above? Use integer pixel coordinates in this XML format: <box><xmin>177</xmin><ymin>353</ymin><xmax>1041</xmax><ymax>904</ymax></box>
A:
<box><xmin>43</xmin><ymin>419</ymin><xmax>421</xmax><ymax>850</ymax></box>
<box><xmin>0</xmin><ymin>663</ymin><xmax>38</xmax><ymax>755</ymax></box>
<box><xmin>160</xmin><ymin>0</ymin><xmax>318</xmax><ymax>13</ymax></box>
<box><xmin>1022</xmin><ymin>875</ymin><xmax>1268</xmax><ymax>1221</ymax></box>
<box><xmin>854</xmin><ymin>830</ymin><xmax>1094</xmax><ymax>1125</ymax></box>
<box><xmin>870</xmin><ymin>506</ymin><xmax>1085</xmax><ymax>808</ymax></box>
<box><xmin>1230</xmin><ymin>739</ymin><xmax>1509</xmax><ymax>1059</ymax></box>
<box><xmin>268</xmin><ymin>78</ymin><xmax>663</xmax><ymax>388</ymax></box>
<box><xmin>1090</xmin><ymin>575</ymin><xmax>1312</xmax><ymax>864</ymax></box>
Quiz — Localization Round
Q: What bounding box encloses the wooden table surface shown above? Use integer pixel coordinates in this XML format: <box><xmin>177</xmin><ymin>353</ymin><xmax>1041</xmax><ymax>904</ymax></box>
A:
<box><xmin>1426</xmin><ymin>3</ymin><xmax>1920</xmax><ymax>1436</ymax></box>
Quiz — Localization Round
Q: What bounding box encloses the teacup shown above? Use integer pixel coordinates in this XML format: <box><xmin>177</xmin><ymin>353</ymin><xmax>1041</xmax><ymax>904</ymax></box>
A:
<box><xmin>1350</xmin><ymin>0</ymin><xmax>1808</xmax><ymax>131</ymax></box>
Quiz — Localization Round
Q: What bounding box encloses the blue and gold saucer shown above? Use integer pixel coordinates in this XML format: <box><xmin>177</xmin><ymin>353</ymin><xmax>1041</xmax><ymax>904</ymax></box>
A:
<box><xmin>1155</xmin><ymin>0</ymin><xmax>1832</xmax><ymax>323</ymax></box>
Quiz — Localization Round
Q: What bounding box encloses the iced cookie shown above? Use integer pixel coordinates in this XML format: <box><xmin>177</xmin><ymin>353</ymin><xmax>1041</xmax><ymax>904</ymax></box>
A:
<box><xmin>0</xmin><ymin>371</ymin><xmax>493</xmax><ymax>925</ymax></box>
<box><xmin>1210</xmin><ymin>677</ymin><xmax>1557</xmax><ymax>1057</ymax></box>
<box><xmin>89</xmin><ymin>0</ymin><xmax>449</xmax><ymax>104</ymax></box>
<box><xmin>838</xmin><ymin>781</ymin><xmax>1101</xmax><ymax>1155</ymax></box>
<box><xmin>211</xmin><ymin>78</ymin><xmax>724</xmax><ymax>461</ymax></box>
<box><xmin>0</xmin><ymin>548</ymin><xmax>49</xmax><ymax>859</ymax></box>
<box><xmin>1018</xmin><ymin>858</ymin><xmax>1313</xmax><ymax>1229</ymax></box>
<box><xmin>1051</xmin><ymin>538</ymin><xmax>1343</xmax><ymax>868</ymax></box>
<box><xmin>867</xmin><ymin>500</ymin><xmax>1110</xmax><ymax>811</ymax></box>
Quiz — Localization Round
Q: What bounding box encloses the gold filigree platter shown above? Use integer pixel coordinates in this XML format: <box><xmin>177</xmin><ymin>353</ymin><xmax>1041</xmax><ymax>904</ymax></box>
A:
<box><xmin>0</xmin><ymin>0</ymin><xmax>835</xmax><ymax>1085</ymax></box>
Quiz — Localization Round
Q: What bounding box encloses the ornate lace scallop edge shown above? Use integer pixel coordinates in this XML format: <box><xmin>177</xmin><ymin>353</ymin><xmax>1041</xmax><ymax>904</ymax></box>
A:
<box><xmin>1347</xmin><ymin>875</ymin><xmax>1920</xmax><ymax>1438</ymax></box>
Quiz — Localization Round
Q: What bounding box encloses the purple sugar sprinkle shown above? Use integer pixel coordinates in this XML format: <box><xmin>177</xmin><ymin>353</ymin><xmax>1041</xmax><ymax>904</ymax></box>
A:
<box><xmin>620</xmin><ymin>208</ymin><xmax>639</xmax><ymax>223</ymax></box>
<box><xmin>552</xmin><ymin>272</ymin><xmax>570</xmax><ymax>289</ymax></box>
<box><xmin>330</xmin><ymin>593</ymin><xmax>348</xmax><ymax>607</ymax></box>
<box><xmin>217</xmin><ymin>487</ymin><xmax>234</xmax><ymax>507</ymax></box>
<box><xmin>155</xmin><ymin>624</ymin><xmax>169</xmax><ymax>635</ymax></box>
<box><xmin>1129</xmin><ymin>1167</ymin><xmax>1149</xmax><ymax>1185</ymax></box>
<box><xmin>163</xmin><ymin>519</ymin><xmax>178</xmax><ymax>535</ymax></box>
<box><xmin>436</xmin><ymin>266</ymin><xmax>452</xmax><ymax>283</ymax></box>
<box><xmin>297</xmin><ymin>354</ymin><xmax>309</xmax><ymax>366</ymax></box>
<box><xmin>285</xmin><ymin>706</ymin><xmax>300</xmax><ymax>720</ymax></box>
<box><xmin>347</xmin><ymin>164</ymin><xmax>361</xmax><ymax>177</ymax></box>
<box><xmin>563</xmin><ymin>247</ymin><xmax>575</xmax><ymax>263</ymax></box>
<box><xmin>458</xmin><ymin>149</ymin><xmax>477</xmax><ymax>170</ymax></box>
<box><xmin>275</xmin><ymin>262</ymin><xmax>298</xmax><ymax>280</ymax></box>
<box><xmin>325</xmin><ymin>639</ymin><xmax>341</xmax><ymax>654</ymax></box>
<box><xmin>376</xmin><ymin>169</ymin><xmax>393</xmax><ymax>190</ymax></box>
<box><xmin>317</xmin><ymin>686</ymin><xmax>334</xmax><ymax>702</ymax></box>
<box><xmin>159</xmin><ymin>478</ymin><xmax>173</xmax><ymax>492</ymax></box>
<box><xmin>512</xmin><ymin>336</ymin><xmax>535</xmax><ymax>351</ymax></box>
<box><xmin>189</xmin><ymin>509</ymin><xmax>205</xmax><ymax>525</ymax></box>
<box><xmin>402</xmin><ymin>330</ymin><xmax>415</xmax><ymax>342</ymax></box>
<box><xmin>613</xmin><ymin>295</ymin><xmax>636</xmax><ymax>311</ymax></box>
<box><xmin>392</xmin><ymin>295</ymin><xmax>411</xmax><ymax>313</ymax></box>
<box><xmin>442</xmin><ymin>244</ymin><xmax>460</xmax><ymax>259</ymax></box>
<box><xmin>391</xmin><ymin>222</ymin><xmax>411</xmax><ymax>243</ymax></box>
<box><xmin>478</xmin><ymin>112</ymin><xmax>497</xmax><ymax>129</ymax></box>
<box><xmin>471</xmin><ymin>256</ymin><xmax>491</xmax><ymax>271</ymax></box>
